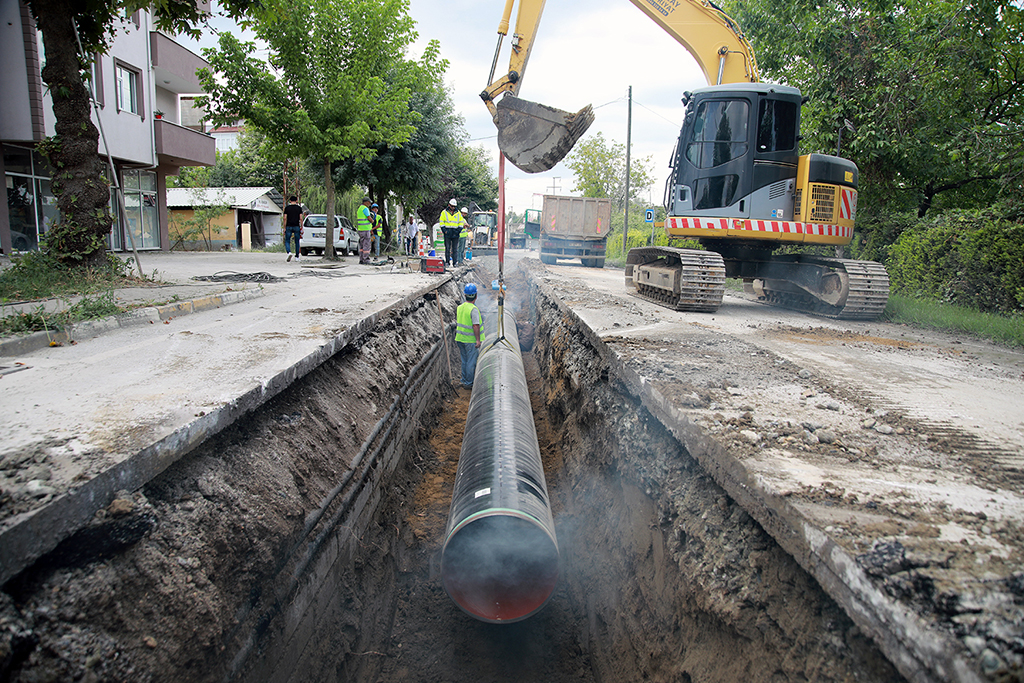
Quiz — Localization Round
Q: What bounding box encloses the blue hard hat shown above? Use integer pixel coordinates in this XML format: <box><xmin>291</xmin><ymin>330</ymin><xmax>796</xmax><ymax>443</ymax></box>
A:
<box><xmin>464</xmin><ymin>283</ymin><xmax>477</xmax><ymax>297</ymax></box>
<box><xmin>371</xmin><ymin>203</ymin><xmax>378</xmax><ymax>208</ymax></box>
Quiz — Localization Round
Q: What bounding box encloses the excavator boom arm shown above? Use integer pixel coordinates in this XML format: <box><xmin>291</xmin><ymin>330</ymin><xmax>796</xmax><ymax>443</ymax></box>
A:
<box><xmin>626</xmin><ymin>0</ymin><xmax>758</xmax><ymax>85</ymax></box>
<box><xmin>483</xmin><ymin>0</ymin><xmax>759</xmax><ymax>172</ymax></box>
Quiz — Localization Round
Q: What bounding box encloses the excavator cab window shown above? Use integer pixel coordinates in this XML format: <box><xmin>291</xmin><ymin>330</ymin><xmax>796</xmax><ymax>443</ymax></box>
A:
<box><xmin>693</xmin><ymin>174</ymin><xmax>741</xmax><ymax>210</ymax></box>
<box><xmin>684</xmin><ymin>99</ymin><xmax>749</xmax><ymax>169</ymax></box>
<box><xmin>757</xmin><ymin>99</ymin><xmax>798</xmax><ymax>153</ymax></box>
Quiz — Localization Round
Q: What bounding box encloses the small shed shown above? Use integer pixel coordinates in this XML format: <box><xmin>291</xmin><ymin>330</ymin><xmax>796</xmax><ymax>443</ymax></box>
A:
<box><xmin>166</xmin><ymin>187</ymin><xmax>284</xmax><ymax>250</ymax></box>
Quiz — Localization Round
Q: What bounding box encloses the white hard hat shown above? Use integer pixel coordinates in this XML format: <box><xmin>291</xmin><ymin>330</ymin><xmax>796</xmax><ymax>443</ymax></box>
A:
<box><xmin>448</xmin><ymin>198</ymin><xmax>457</xmax><ymax>206</ymax></box>
<box><xmin>460</xmin><ymin>207</ymin><xmax>468</xmax><ymax>214</ymax></box>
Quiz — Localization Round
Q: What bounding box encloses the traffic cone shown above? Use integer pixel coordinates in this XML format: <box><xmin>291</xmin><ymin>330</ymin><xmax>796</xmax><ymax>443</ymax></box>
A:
<box><xmin>418</xmin><ymin>238</ymin><xmax>426</xmax><ymax>259</ymax></box>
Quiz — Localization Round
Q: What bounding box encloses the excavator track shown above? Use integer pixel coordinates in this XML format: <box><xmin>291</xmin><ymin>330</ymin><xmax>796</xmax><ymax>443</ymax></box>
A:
<box><xmin>625</xmin><ymin>247</ymin><xmax>726</xmax><ymax>313</ymax></box>
<box><xmin>755</xmin><ymin>257</ymin><xmax>890</xmax><ymax>320</ymax></box>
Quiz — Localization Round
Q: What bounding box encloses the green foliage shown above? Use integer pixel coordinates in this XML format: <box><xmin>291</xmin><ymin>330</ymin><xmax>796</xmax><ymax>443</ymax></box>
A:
<box><xmin>417</xmin><ymin>146</ymin><xmax>500</xmax><ymax>227</ymax></box>
<box><xmin>0</xmin><ymin>249</ymin><xmax>136</xmax><ymax>304</ymax></box>
<box><xmin>604</xmin><ymin>206</ymin><xmax>681</xmax><ymax>265</ymax></box>
<box><xmin>882</xmin><ymin>294</ymin><xmax>1024</xmax><ymax>348</ymax></box>
<box><xmin>886</xmin><ymin>209</ymin><xmax>1024</xmax><ymax>313</ymax></box>
<box><xmin>724</xmin><ymin>0</ymin><xmax>1024</xmax><ymax>217</ymax></box>
<box><xmin>171</xmin><ymin>128</ymin><xmax>285</xmax><ymax>191</ymax></box>
<box><xmin>198</xmin><ymin>0</ymin><xmax>418</xmax><ymax>165</ymax></box>
<box><xmin>24</xmin><ymin>0</ymin><xmax>271</xmax><ymax>266</ymax></box>
<box><xmin>847</xmin><ymin>211</ymin><xmax>919</xmax><ymax>263</ymax></box>
<box><xmin>0</xmin><ymin>292</ymin><xmax>125</xmax><ymax>337</ymax></box>
<box><xmin>565</xmin><ymin>132</ymin><xmax>655</xmax><ymax>209</ymax></box>
<box><xmin>169</xmin><ymin>189</ymin><xmax>233</xmax><ymax>251</ymax></box>
<box><xmin>451</xmin><ymin>147</ymin><xmax>499</xmax><ymax>211</ymax></box>
<box><xmin>336</xmin><ymin>40</ymin><xmax>462</xmax><ymax>212</ymax></box>
<box><xmin>198</xmin><ymin>0</ymin><xmax>422</xmax><ymax>257</ymax></box>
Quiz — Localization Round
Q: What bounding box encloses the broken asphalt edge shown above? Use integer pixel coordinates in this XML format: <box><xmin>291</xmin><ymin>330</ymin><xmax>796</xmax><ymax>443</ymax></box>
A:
<box><xmin>0</xmin><ymin>274</ymin><xmax>456</xmax><ymax>587</ymax></box>
<box><xmin>0</xmin><ymin>288</ymin><xmax>267</xmax><ymax>358</ymax></box>
<box><xmin>525</xmin><ymin>265</ymin><xmax>981</xmax><ymax>683</ymax></box>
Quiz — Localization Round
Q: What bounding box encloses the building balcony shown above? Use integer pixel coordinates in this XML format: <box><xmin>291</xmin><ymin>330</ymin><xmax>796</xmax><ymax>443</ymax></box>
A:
<box><xmin>155</xmin><ymin>119</ymin><xmax>215</xmax><ymax>167</ymax></box>
<box><xmin>150</xmin><ymin>31</ymin><xmax>207</xmax><ymax>94</ymax></box>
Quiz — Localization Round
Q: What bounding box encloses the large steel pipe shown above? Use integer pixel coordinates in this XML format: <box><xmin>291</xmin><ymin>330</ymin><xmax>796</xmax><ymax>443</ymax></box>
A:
<box><xmin>441</xmin><ymin>309</ymin><xmax>559</xmax><ymax>623</ymax></box>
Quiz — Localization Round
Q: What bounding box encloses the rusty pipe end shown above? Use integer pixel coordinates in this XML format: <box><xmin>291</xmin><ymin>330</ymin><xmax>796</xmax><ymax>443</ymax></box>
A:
<box><xmin>441</xmin><ymin>511</ymin><xmax>559</xmax><ymax>623</ymax></box>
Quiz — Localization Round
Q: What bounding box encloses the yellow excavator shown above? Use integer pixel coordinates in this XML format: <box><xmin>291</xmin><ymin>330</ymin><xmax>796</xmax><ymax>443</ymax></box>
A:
<box><xmin>482</xmin><ymin>0</ymin><xmax>890</xmax><ymax>319</ymax></box>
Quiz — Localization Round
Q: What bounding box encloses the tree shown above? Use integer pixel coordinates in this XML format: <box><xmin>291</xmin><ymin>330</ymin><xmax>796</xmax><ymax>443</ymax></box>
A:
<box><xmin>416</xmin><ymin>146</ymin><xmax>500</xmax><ymax>228</ymax></box>
<box><xmin>335</xmin><ymin>41</ymin><xmax>460</xmax><ymax>244</ymax></box>
<box><xmin>724</xmin><ymin>0</ymin><xmax>1024</xmax><ymax>219</ymax></box>
<box><xmin>451</xmin><ymin>147</ymin><xmax>499</xmax><ymax>211</ymax></box>
<box><xmin>169</xmin><ymin>188</ymin><xmax>232</xmax><ymax>251</ymax></box>
<box><xmin>198</xmin><ymin>0</ymin><xmax>419</xmax><ymax>259</ymax></box>
<box><xmin>172</xmin><ymin>127</ymin><xmax>286</xmax><ymax>193</ymax></box>
<box><xmin>565</xmin><ymin>132</ymin><xmax>655</xmax><ymax>209</ymax></box>
<box><xmin>24</xmin><ymin>0</ymin><xmax>265</xmax><ymax>266</ymax></box>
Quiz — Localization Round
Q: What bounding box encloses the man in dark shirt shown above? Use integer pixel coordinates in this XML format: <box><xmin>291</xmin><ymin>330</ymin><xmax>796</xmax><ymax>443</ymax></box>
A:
<box><xmin>283</xmin><ymin>196</ymin><xmax>306</xmax><ymax>262</ymax></box>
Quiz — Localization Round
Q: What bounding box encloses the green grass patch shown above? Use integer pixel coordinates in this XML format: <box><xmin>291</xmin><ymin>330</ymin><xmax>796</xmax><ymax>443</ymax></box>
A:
<box><xmin>0</xmin><ymin>291</ymin><xmax>126</xmax><ymax>337</ymax></box>
<box><xmin>0</xmin><ymin>251</ymin><xmax>142</xmax><ymax>336</ymax></box>
<box><xmin>881</xmin><ymin>294</ymin><xmax>1024</xmax><ymax>347</ymax></box>
<box><xmin>0</xmin><ymin>251</ymin><xmax>141</xmax><ymax>302</ymax></box>
<box><xmin>253</xmin><ymin>242</ymin><xmax>286</xmax><ymax>253</ymax></box>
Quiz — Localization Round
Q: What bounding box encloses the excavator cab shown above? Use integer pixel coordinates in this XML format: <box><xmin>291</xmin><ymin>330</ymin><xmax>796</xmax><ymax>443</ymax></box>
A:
<box><xmin>495</xmin><ymin>95</ymin><xmax>595</xmax><ymax>173</ymax></box>
<box><xmin>666</xmin><ymin>83</ymin><xmax>803</xmax><ymax>221</ymax></box>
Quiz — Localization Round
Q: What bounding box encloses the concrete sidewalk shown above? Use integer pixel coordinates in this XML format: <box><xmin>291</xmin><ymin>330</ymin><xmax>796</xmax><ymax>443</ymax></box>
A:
<box><xmin>0</xmin><ymin>250</ymin><xmax>468</xmax><ymax>584</ymax></box>
<box><xmin>0</xmin><ymin>251</ymin><xmax>424</xmax><ymax>357</ymax></box>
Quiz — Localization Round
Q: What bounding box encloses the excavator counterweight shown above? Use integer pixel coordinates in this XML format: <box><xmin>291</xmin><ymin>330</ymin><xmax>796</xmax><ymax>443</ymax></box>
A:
<box><xmin>496</xmin><ymin>95</ymin><xmax>595</xmax><ymax>173</ymax></box>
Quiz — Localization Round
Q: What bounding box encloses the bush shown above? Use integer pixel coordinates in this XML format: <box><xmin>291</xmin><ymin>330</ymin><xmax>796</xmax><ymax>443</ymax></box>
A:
<box><xmin>886</xmin><ymin>209</ymin><xmax>1024</xmax><ymax>314</ymax></box>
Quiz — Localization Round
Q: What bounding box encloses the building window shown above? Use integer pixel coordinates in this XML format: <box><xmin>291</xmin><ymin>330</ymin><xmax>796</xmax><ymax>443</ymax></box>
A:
<box><xmin>121</xmin><ymin>169</ymin><xmax>159</xmax><ymax>249</ymax></box>
<box><xmin>115</xmin><ymin>63</ymin><xmax>139</xmax><ymax>115</ymax></box>
<box><xmin>90</xmin><ymin>54</ymin><xmax>105</xmax><ymax>107</ymax></box>
<box><xmin>4</xmin><ymin>145</ymin><xmax>55</xmax><ymax>252</ymax></box>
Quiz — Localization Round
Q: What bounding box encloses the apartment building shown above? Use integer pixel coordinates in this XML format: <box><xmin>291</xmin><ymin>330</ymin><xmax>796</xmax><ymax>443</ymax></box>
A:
<box><xmin>0</xmin><ymin>1</ymin><xmax>215</xmax><ymax>254</ymax></box>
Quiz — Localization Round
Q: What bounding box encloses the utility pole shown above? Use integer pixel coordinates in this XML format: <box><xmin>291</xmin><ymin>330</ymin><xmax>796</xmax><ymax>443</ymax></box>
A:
<box><xmin>622</xmin><ymin>85</ymin><xmax>632</xmax><ymax>254</ymax></box>
<box><xmin>546</xmin><ymin>177</ymin><xmax>561</xmax><ymax>195</ymax></box>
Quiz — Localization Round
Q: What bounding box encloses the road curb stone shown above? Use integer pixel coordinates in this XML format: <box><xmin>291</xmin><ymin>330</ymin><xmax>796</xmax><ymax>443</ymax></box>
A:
<box><xmin>0</xmin><ymin>288</ymin><xmax>266</xmax><ymax>357</ymax></box>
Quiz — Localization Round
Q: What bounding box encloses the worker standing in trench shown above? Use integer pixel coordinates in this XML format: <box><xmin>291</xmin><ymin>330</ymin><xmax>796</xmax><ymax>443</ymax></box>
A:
<box><xmin>455</xmin><ymin>283</ymin><xmax>485</xmax><ymax>389</ymax></box>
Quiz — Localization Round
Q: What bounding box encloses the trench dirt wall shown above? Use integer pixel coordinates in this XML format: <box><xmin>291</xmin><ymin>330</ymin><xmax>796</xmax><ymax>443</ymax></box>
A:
<box><xmin>525</xmin><ymin>264</ymin><xmax>904</xmax><ymax>682</ymax></box>
<box><xmin>1</xmin><ymin>280</ymin><xmax>467</xmax><ymax>683</ymax></box>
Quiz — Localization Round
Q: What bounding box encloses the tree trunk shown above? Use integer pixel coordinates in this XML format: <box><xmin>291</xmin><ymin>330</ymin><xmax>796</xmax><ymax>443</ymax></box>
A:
<box><xmin>31</xmin><ymin>0</ymin><xmax>113</xmax><ymax>266</ymax></box>
<box><xmin>323</xmin><ymin>159</ymin><xmax>336</xmax><ymax>259</ymax></box>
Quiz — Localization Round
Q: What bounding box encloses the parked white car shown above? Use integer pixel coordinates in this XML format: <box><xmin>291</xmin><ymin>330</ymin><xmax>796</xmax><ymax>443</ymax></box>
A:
<box><xmin>300</xmin><ymin>215</ymin><xmax>358</xmax><ymax>256</ymax></box>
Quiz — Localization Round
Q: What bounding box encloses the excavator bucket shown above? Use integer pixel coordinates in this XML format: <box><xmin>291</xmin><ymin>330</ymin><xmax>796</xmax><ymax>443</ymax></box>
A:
<box><xmin>496</xmin><ymin>95</ymin><xmax>595</xmax><ymax>173</ymax></box>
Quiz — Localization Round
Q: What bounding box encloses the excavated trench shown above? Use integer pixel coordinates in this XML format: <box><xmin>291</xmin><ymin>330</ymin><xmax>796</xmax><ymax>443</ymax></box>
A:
<box><xmin>0</xmin><ymin>262</ymin><xmax>903</xmax><ymax>683</ymax></box>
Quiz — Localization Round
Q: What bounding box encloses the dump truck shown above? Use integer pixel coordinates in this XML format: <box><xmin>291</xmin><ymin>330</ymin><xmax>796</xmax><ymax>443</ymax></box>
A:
<box><xmin>538</xmin><ymin>195</ymin><xmax>611</xmax><ymax>268</ymax></box>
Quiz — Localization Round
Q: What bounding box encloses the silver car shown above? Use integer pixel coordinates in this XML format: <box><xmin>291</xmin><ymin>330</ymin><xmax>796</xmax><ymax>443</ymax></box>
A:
<box><xmin>300</xmin><ymin>215</ymin><xmax>358</xmax><ymax>256</ymax></box>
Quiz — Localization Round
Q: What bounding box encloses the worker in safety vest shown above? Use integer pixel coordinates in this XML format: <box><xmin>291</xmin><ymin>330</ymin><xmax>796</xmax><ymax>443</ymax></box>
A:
<box><xmin>455</xmin><ymin>283</ymin><xmax>485</xmax><ymax>389</ymax></box>
<box><xmin>439</xmin><ymin>198</ymin><xmax>462</xmax><ymax>268</ymax></box>
<box><xmin>355</xmin><ymin>196</ymin><xmax>373</xmax><ymax>264</ymax></box>
<box><xmin>457</xmin><ymin>207</ymin><xmax>470</xmax><ymax>266</ymax></box>
<box><xmin>371</xmin><ymin>202</ymin><xmax>382</xmax><ymax>257</ymax></box>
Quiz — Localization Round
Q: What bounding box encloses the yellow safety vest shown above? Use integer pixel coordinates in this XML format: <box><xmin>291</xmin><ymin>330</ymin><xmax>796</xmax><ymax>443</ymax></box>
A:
<box><xmin>455</xmin><ymin>302</ymin><xmax>485</xmax><ymax>344</ymax></box>
<box><xmin>459</xmin><ymin>220</ymin><xmax>469</xmax><ymax>239</ymax></box>
<box><xmin>440</xmin><ymin>209</ymin><xmax>461</xmax><ymax>230</ymax></box>
<box><xmin>356</xmin><ymin>205</ymin><xmax>372</xmax><ymax>232</ymax></box>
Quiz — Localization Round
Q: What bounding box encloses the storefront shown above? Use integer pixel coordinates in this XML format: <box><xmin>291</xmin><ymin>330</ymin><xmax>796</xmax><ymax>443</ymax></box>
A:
<box><xmin>3</xmin><ymin>144</ymin><xmax>57</xmax><ymax>252</ymax></box>
<box><xmin>112</xmin><ymin>169</ymin><xmax>160</xmax><ymax>251</ymax></box>
<box><xmin>3</xmin><ymin>144</ymin><xmax>168</xmax><ymax>253</ymax></box>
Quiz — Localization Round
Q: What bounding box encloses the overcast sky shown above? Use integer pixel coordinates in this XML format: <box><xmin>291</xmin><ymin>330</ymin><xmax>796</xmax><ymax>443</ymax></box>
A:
<box><xmin>189</xmin><ymin>0</ymin><xmax>711</xmax><ymax>215</ymax></box>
